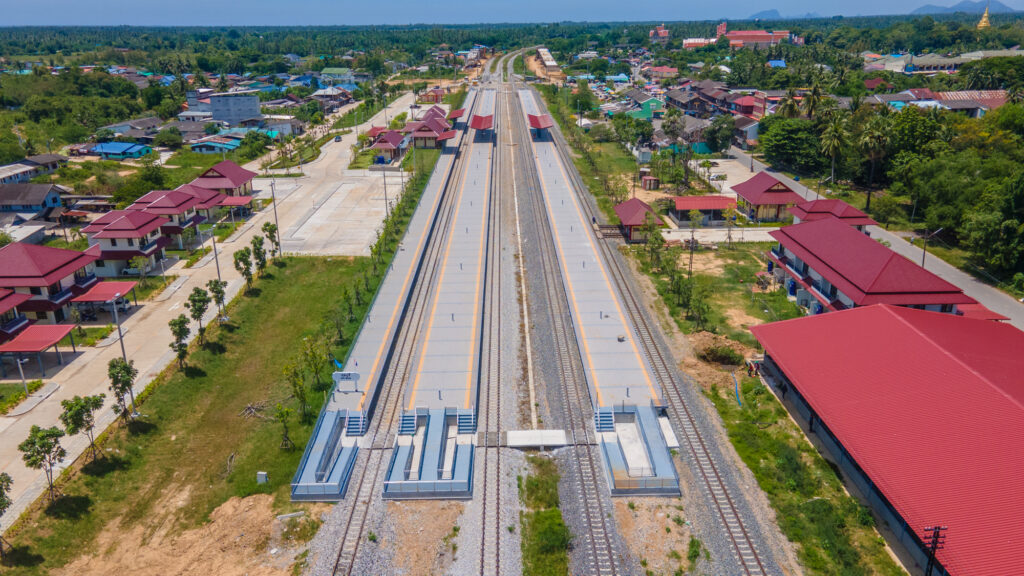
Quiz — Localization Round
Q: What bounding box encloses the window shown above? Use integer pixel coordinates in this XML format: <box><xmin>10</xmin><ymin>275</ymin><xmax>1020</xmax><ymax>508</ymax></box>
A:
<box><xmin>96</xmin><ymin>260</ymin><xmax>106</xmax><ymax>267</ymax></box>
<box><xmin>127</xmin><ymin>238</ymin><xmax>135</xmax><ymax>247</ymax></box>
<box><xmin>940</xmin><ymin>304</ymin><xmax>953</xmax><ymax>313</ymax></box>
<box><xmin>110</xmin><ymin>238</ymin><xmax>118</xmax><ymax>247</ymax></box>
<box><xmin>29</xmin><ymin>287</ymin><xmax>41</xmax><ymax>295</ymax></box>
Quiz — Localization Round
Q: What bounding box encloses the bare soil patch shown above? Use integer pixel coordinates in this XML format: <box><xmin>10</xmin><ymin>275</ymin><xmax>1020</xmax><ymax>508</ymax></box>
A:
<box><xmin>615</xmin><ymin>498</ymin><xmax>694</xmax><ymax>574</ymax></box>
<box><xmin>385</xmin><ymin>499</ymin><xmax>464</xmax><ymax>575</ymax></box>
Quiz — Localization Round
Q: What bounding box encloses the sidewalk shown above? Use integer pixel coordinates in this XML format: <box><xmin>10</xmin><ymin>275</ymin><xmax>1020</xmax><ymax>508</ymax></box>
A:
<box><xmin>0</xmin><ymin>93</ymin><xmax>418</xmax><ymax>535</ymax></box>
<box><xmin>729</xmin><ymin>146</ymin><xmax>1024</xmax><ymax>330</ymax></box>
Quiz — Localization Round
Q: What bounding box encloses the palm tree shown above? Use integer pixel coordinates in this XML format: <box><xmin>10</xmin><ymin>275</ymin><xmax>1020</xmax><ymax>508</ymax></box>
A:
<box><xmin>802</xmin><ymin>83</ymin><xmax>825</xmax><ymax>120</ymax></box>
<box><xmin>859</xmin><ymin>115</ymin><xmax>890</xmax><ymax>211</ymax></box>
<box><xmin>820</xmin><ymin>112</ymin><xmax>849</xmax><ymax>185</ymax></box>
<box><xmin>1008</xmin><ymin>84</ymin><xmax>1024</xmax><ymax>105</ymax></box>
<box><xmin>776</xmin><ymin>88</ymin><xmax>801</xmax><ymax>119</ymax></box>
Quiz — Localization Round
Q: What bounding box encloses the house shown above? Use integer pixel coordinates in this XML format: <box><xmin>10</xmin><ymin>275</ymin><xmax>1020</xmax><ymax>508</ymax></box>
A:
<box><xmin>732</xmin><ymin>172</ymin><xmax>803</xmax><ymax>222</ymax></box>
<box><xmin>102</xmin><ymin>116</ymin><xmax>162</xmax><ymax>137</ymax></box>
<box><xmin>670</xmin><ymin>195</ymin><xmax>736</xmax><ymax>226</ymax></box>
<box><xmin>370</xmin><ymin>130</ymin><xmax>407</xmax><ymax>162</ymax></box>
<box><xmin>0</xmin><ymin>242</ymin><xmax>99</xmax><ymax>323</ymax></box>
<box><xmin>0</xmin><ymin>184</ymin><xmax>63</xmax><ymax>217</ymax></box>
<box><xmin>419</xmin><ymin>87</ymin><xmax>447</xmax><ymax>104</ymax></box>
<box><xmin>175</xmin><ymin>183</ymin><xmax>228</xmax><ymax>220</ymax></box>
<box><xmin>732</xmin><ymin>116</ymin><xmax>759</xmax><ymax>148</ymax></box>
<box><xmin>191</xmin><ymin>160</ymin><xmax>257</xmax><ymax>196</ymax></box>
<box><xmin>731</xmin><ymin>95</ymin><xmax>757</xmax><ymax>116</ymax></box>
<box><xmin>644</xmin><ymin>66</ymin><xmax>678</xmax><ymax>80</ymax></box>
<box><xmin>320</xmin><ymin>67</ymin><xmax>355</xmax><ymax>84</ymax></box>
<box><xmin>679</xmin><ymin>116</ymin><xmax>711</xmax><ymax>144</ymax></box>
<box><xmin>189</xmin><ymin>136</ymin><xmax>242</xmax><ymax>155</ymax></box>
<box><xmin>402</xmin><ymin>117</ymin><xmax>454</xmax><ymax>149</ymax></box>
<box><xmin>751</xmin><ymin>305</ymin><xmax>1024</xmax><ymax>576</ymax></box>
<box><xmin>126</xmin><ymin>189</ymin><xmax>204</xmax><ymax>249</ymax></box>
<box><xmin>91</xmin><ymin>142</ymin><xmax>153</xmax><ymax>160</ymax></box>
<box><xmin>81</xmin><ymin>210</ymin><xmax>170</xmax><ymax>277</ymax></box>
<box><xmin>664</xmin><ymin>89</ymin><xmax>701</xmax><ymax>114</ymax></box>
<box><xmin>614</xmin><ymin>198</ymin><xmax>661</xmax><ymax>243</ymax></box>
<box><xmin>0</xmin><ymin>154</ymin><xmax>69</xmax><ymax>185</ymax></box>
<box><xmin>788</xmin><ymin>199</ymin><xmax>876</xmax><ymax>232</ymax></box>
<box><xmin>649</xmin><ymin>24</ymin><xmax>671</xmax><ymax>45</ymax></box>
<box><xmin>766</xmin><ymin>218</ymin><xmax>974</xmax><ymax>315</ymax></box>
<box><xmin>209</xmin><ymin>90</ymin><xmax>261</xmax><ymax>126</ymax></box>
<box><xmin>0</xmin><ymin>287</ymin><xmax>32</xmax><ymax>341</ymax></box>
<box><xmin>310</xmin><ymin>86</ymin><xmax>352</xmax><ymax>113</ymax></box>
<box><xmin>863</xmin><ymin>77</ymin><xmax>892</xmax><ymax>91</ymax></box>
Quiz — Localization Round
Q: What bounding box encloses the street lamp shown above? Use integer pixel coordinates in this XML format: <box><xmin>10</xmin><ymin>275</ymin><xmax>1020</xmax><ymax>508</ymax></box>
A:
<box><xmin>921</xmin><ymin>228</ymin><xmax>943</xmax><ymax>267</ymax></box>
<box><xmin>270</xmin><ymin>180</ymin><xmax>282</xmax><ymax>256</ymax></box>
<box><xmin>16</xmin><ymin>357</ymin><xmax>30</xmax><ymax>396</ymax></box>
<box><xmin>109</xmin><ymin>292</ymin><xmax>138</xmax><ymax>417</ymax></box>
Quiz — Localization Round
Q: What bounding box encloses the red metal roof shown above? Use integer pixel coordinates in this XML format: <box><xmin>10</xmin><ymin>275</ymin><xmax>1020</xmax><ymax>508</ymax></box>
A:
<box><xmin>0</xmin><ymin>288</ymin><xmax>32</xmax><ymax>315</ymax></box>
<box><xmin>0</xmin><ymin>242</ymin><xmax>98</xmax><ymax>288</ymax></box>
<box><xmin>219</xmin><ymin>195</ymin><xmax>254</xmax><ymax>207</ymax></box>
<box><xmin>447</xmin><ymin>108</ymin><xmax>465</xmax><ymax>119</ymax></box>
<box><xmin>788</xmin><ymin>199</ymin><xmax>877</xmax><ymax>227</ymax></box>
<box><xmin>71</xmin><ymin>280</ymin><xmax>139</xmax><ymax>303</ymax></box>
<box><xmin>751</xmin><ymin>305</ymin><xmax>1024</xmax><ymax>576</ymax></box>
<box><xmin>527</xmin><ymin>114</ymin><xmax>553</xmax><ymax>130</ymax></box>
<box><xmin>371</xmin><ymin>130</ymin><xmax>405</xmax><ymax>150</ymax></box>
<box><xmin>197</xmin><ymin>160</ymin><xmax>256</xmax><ymax>189</ymax></box>
<box><xmin>469</xmin><ymin>115</ymin><xmax>494</xmax><ymax>130</ymax></box>
<box><xmin>127</xmin><ymin>189</ymin><xmax>201</xmax><ymax>215</ymax></box>
<box><xmin>732</xmin><ymin>172</ymin><xmax>804</xmax><ymax>206</ymax></box>
<box><xmin>436</xmin><ymin>130</ymin><xmax>457</xmax><ymax>141</ymax></box>
<box><xmin>769</xmin><ymin>219</ymin><xmax>974</xmax><ymax>307</ymax></box>
<box><xmin>733</xmin><ymin>95</ymin><xmax>757</xmax><ymax>107</ymax></box>
<box><xmin>89</xmin><ymin>210</ymin><xmax>169</xmax><ymax>239</ymax></box>
<box><xmin>613</xmin><ymin>198</ymin><xmax>659</xmax><ymax>227</ymax></box>
<box><xmin>673</xmin><ymin>195</ymin><xmax>736</xmax><ymax>211</ymax></box>
<box><xmin>365</xmin><ymin>126</ymin><xmax>388</xmax><ymax>138</ymax></box>
<box><xmin>956</xmin><ymin>302</ymin><xmax>1010</xmax><ymax>321</ymax></box>
<box><xmin>0</xmin><ymin>324</ymin><xmax>75</xmax><ymax>353</ymax></box>
<box><xmin>175</xmin><ymin>183</ymin><xmax>226</xmax><ymax>211</ymax></box>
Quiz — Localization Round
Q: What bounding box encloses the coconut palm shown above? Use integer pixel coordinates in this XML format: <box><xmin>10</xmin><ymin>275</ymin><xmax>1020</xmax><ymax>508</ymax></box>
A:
<box><xmin>776</xmin><ymin>88</ymin><xmax>801</xmax><ymax>118</ymax></box>
<box><xmin>859</xmin><ymin>115</ymin><xmax>890</xmax><ymax>211</ymax></box>
<box><xmin>802</xmin><ymin>83</ymin><xmax>825</xmax><ymax>120</ymax></box>
<box><xmin>820</xmin><ymin>112</ymin><xmax>849</xmax><ymax>185</ymax></box>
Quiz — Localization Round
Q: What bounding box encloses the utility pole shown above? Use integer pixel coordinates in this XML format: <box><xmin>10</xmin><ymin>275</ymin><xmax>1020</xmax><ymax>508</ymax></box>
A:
<box><xmin>921</xmin><ymin>228</ymin><xmax>943</xmax><ymax>267</ymax></box>
<box><xmin>270</xmin><ymin>180</ymin><xmax>282</xmax><ymax>256</ymax></box>
<box><xmin>922</xmin><ymin>525</ymin><xmax>947</xmax><ymax>576</ymax></box>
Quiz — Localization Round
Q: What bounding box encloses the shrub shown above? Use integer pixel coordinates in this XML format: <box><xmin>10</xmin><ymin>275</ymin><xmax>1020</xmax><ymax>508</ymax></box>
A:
<box><xmin>698</xmin><ymin>345</ymin><xmax>744</xmax><ymax>366</ymax></box>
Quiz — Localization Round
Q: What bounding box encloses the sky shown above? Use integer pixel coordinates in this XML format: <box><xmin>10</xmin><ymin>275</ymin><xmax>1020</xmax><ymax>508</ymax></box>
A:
<box><xmin>0</xmin><ymin>0</ymin><xmax>1019</xmax><ymax>26</ymax></box>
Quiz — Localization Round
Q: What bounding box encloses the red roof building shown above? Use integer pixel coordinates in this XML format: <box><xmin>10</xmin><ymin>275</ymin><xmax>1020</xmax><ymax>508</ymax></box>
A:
<box><xmin>645</xmin><ymin>65</ymin><xmax>678</xmax><ymax>80</ymax></box>
<box><xmin>751</xmin><ymin>305</ymin><xmax>1024</xmax><ymax>576</ymax></box>
<box><xmin>127</xmin><ymin>189</ymin><xmax>205</xmax><ymax>247</ymax></box>
<box><xmin>419</xmin><ymin>88</ymin><xmax>446</xmax><ymax>104</ymax></box>
<box><xmin>469</xmin><ymin>114</ymin><xmax>494</xmax><ymax>131</ymax></box>
<box><xmin>365</xmin><ymin>126</ymin><xmax>388</xmax><ymax>139</ymax></box>
<box><xmin>670</xmin><ymin>195</ymin><xmax>737</xmax><ymax>226</ymax></box>
<box><xmin>766</xmin><ymin>218</ymin><xmax>974</xmax><ymax>314</ymax></box>
<box><xmin>0</xmin><ymin>242</ymin><xmax>99</xmax><ymax>323</ymax></box>
<box><xmin>370</xmin><ymin>130</ymin><xmax>407</xmax><ymax>161</ymax></box>
<box><xmin>191</xmin><ymin>160</ymin><xmax>256</xmax><ymax>196</ymax></box>
<box><xmin>81</xmin><ymin>210</ymin><xmax>170</xmax><ymax>277</ymax></box>
<box><xmin>175</xmin><ymin>183</ymin><xmax>228</xmax><ymax>213</ymax></box>
<box><xmin>724</xmin><ymin>29</ymin><xmax>792</xmax><ymax>48</ymax></box>
<box><xmin>732</xmin><ymin>171</ymin><xmax>804</xmax><ymax>221</ymax></box>
<box><xmin>613</xmin><ymin>198</ymin><xmax>660</xmax><ymax>242</ymax></box>
<box><xmin>0</xmin><ymin>287</ymin><xmax>33</xmax><ymax>340</ymax></box>
<box><xmin>527</xmin><ymin>113</ymin><xmax>553</xmax><ymax>131</ymax></box>
<box><xmin>788</xmin><ymin>198</ymin><xmax>877</xmax><ymax>232</ymax></box>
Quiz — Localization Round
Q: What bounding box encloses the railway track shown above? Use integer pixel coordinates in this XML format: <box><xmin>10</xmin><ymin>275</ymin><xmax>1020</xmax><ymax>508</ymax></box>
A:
<box><xmin>509</xmin><ymin>84</ymin><xmax>621</xmax><ymax>576</ymax></box>
<box><xmin>477</xmin><ymin>84</ymin><xmax>504</xmax><ymax>576</ymax></box>
<box><xmin>326</xmin><ymin>91</ymin><xmax>484</xmax><ymax>576</ymax></box>
<box><xmin>535</xmin><ymin>87</ymin><xmax>771</xmax><ymax>576</ymax></box>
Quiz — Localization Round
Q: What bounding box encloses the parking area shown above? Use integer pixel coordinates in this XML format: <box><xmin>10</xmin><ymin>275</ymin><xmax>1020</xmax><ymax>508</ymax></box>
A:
<box><xmin>693</xmin><ymin>157</ymin><xmax>757</xmax><ymax>197</ymax></box>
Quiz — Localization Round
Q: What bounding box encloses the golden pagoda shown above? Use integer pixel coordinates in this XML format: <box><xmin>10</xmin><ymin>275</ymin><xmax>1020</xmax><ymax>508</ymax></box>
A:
<box><xmin>978</xmin><ymin>2</ymin><xmax>991</xmax><ymax>29</ymax></box>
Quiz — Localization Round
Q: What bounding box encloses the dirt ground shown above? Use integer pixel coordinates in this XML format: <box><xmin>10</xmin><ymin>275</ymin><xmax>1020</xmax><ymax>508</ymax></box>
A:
<box><xmin>385</xmin><ymin>500</ymin><xmax>464</xmax><ymax>575</ymax></box>
<box><xmin>615</xmin><ymin>498</ymin><xmax>694</xmax><ymax>574</ymax></box>
<box><xmin>57</xmin><ymin>493</ymin><xmax>319</xmax><ymax>576</ymax></box>
<box><xmin>679</xmin><ymin>251</ymin><xmax>724</xmax><ymax>276</ymax></box>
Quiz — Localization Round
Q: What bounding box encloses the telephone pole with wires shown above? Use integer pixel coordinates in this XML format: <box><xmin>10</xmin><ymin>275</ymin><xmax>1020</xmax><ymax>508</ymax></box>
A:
<box><xmin>922</xmin><ymin>525</ymin><xmax>947</xmax><ymax>576</ymax></box>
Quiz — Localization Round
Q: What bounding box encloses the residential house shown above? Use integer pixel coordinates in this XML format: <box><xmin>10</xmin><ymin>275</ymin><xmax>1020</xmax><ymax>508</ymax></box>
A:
<box><xmin>310</xmin><ymin>86</ymin><xmax>352</xmax><ymax>113</ymax></box>
<box><xmin>788</xmin><ymin>199</ymin><xmax>876</xmax><ymax>233</ymax></box>
<box><xmin>189</xmin><ymin>136</ymin><xmax>241</xmax><ymax>155</ymax></box>
<box><xmin>320</xmin><ymin>67</ymin><xmax>356</xmax><ymax>85</ymax></box>
<box><xmin>0</xmin><ymin>183</ymin><xmax>63</xmax><ymax>218</ymax></box>
<box><xmin>91</xmin><ymin>142</ymin><xmax>153</xmax><ymax>160</ymax></box>
<box><xmin>126</xmin><ymin>189</ymin><xmax>204</xmax><ymax>249</ymax></box>
<box><xmin>102</xmin><ymin>116</ymin><xmax>162</xmax><ymax>137</ymax></box>
<box><xmin>732</xmin><ymin>116</ymin><xmax>759</xmax><ymax>148</ymax></box>
<box><xmin>370</xmin><ymin>130</ymin><xmax>407</xmax><ymax>162</ymax></box>
<box><xmin>419</xmin><ymin>88</ymin><xmax>447</xmax><ymax>104</ymax></box>
<box><xmin>644</xmin><ymin>65</ymin><xmax>678</xmax><ymax>80</ymax></box>
<box><xmin>0</xmin><ymin>288</ymin><xmax>32</xmax><ymax>341</ymax></box>
<box><xmin>664</xmin><ymin>89</ymin><xmax>702</xmax><ymax>115</ymax></box>
<box><xmin>191</xmin><ymin>160</ymin><xmax>257</xmax><ymax>196</ymax></box>
<box><xmin>81</xmin><ymin>210</ymin><xmax>170</xmax><ymax>277</ymax></box>
<box><xmin>669</xmin><ymin>195</ymin><xmax>736</xmax><ymax>226</ymax></box>
<box><xmin>766</xmin><ymin>218</ymin><xmax>974</xmax><ymax>314</ymax></box>
<box><xmin>0</xmin><ymin>242</ymin><xmax>99</xmax><ymax>323</ymax></box>
<box><xmin>0</xmin><ymin>154</ymin><xmax>69</xmax><ymax>185</ymax></box>
<box><xmin>614</xmin><ymin>198</ymin><xmax>660</xmax><ymax>242</ymax></box>
<box><xmin>732</xmin><ymin>172</ymin><xmax>803</xmax><ymax>221</ymax></box>
<box><xmin>649</xmin><ymin>24</ymin><xmax>671</xmax><ymax>45</ymax></box>
<box><xmin>175</xmin><ymin>183</ymin><xmax>228</xmax><ymax>220</ymax></box>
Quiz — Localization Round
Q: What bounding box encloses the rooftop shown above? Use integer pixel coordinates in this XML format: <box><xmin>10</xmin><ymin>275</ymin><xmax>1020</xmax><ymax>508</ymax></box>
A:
<box><xmin>614</xmin><ymin>198</ymin><xmax>659</xmax><ymax>227</ymax></box>
<box><xmin>0</xmin><ymin>242</ymin><xmax>98</xmax><ymax>287</ymax></box>
<box><xmin>788</xmin><ymin>199</ymin><xmax>877</xmax><ymax>227</ymax></box>
<box><xmin>732</xmin><ymin>172</ymin><xmax>804</xmax><ymax>206</ymax></box>
<box><xmin>751</xmin><ymin>305</ymin><xmax>1024</xmax><ymax>576</ymax></box>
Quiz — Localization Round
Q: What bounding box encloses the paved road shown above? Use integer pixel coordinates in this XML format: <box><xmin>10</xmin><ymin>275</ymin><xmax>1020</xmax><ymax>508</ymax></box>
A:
<box><xmin>0</xmin><ymin>95</ymin><xmax>414</xmax><ymax>534</ymax></box>
<box><xmin>730</xmin><ymin>146</ymin><xmax>1024</xmax><ymax>330</ymax></box>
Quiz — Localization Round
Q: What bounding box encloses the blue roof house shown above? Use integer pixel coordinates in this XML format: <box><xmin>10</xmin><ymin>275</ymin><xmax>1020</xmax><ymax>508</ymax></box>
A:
<box><xmin>92</xmin><ymin>142</ymin><xmax>153</xmax><ymax>160</ymax></box>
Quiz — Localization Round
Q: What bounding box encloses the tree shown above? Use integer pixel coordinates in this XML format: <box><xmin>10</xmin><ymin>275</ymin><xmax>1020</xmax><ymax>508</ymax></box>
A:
<box><xmin>168</xmin><ymin>314</ymin><xmax>190</xmax><ymax>368</ymax></box>
<box><xmin>262</xmin><ymin>221</ymin><xmax>281</xmax><ymax>257</ymax></box>
<box><xmin>802</xmin><ymin>83</ymin><xmax>825</xmax><ymax>120</ymax></box>
<box><xmin>153</xmin><ymin>128</ymin><xmax>183</xmax><ymax>149</ymax></box>
<box><xmin>283</xmin><ymin>362</ymin><xmax>309</xmax><ymax>421</ymax></box>
<box><xmin>273</xmin><ymin>403</ymin><xmax>295</xmax><ymax>450</ymax></box>
<box><xmin>251</xmin><ymin>235</ymin><xmax>267</xmax><ymax>277</ymax></box>
<box><xmin>776</xmin><ymin>89</ymin><xmax>801</xmax><ymax>119</ymax></box>
<box><xmin>688</xmin><ymin>279</ymin><xmax>712</xmax><ymax>331</ymax></box>
<box><xmin>820</xmin><ymin>112</ymin><xmax>849</xmax><ymax>185</ymax></box>
<box><xmin>0</xmin><ymin>230</ymin><xmax>12</xmax><ymax>248</ymax></box>
<box><xmin>687</xmin><ymin>209</ymin><xmax>704</xmax><ymax>277</ymax></box>
<box><xmin>303</xmin><ymin>334</ymin><xmax>332</xmax><ymax>398</ymax></box>
<box><xmin>0</xmin><ymin>472</ymin><xmax>10</xmax><ymax>559</ymax></box>
<box><xmin>185</xmin><ymin>287</ymin><xmax>211</xmax><ymax>344</ymax></box>
<box><xmin>705</xmin><ymin>115</ymin><xmax>735</xmax><ymax>153</ymax></box>
<box><xmin>207</xmin><ymin>278</ymin><xmax>228</xmax><ymax>319</ymax></box>
<box><xmin>19</xmin><ymin>425</ymin><xmax>66</xmax><ymax>502</ymax></box>
<box><xmin>871</xmin><ymin>194</ymin><xmax>902</xmax><ymax>229</ymax></box>
<box><xmin>859</xmin><ymin>115</ymin><xmax>890</xmax><ymax>210</ymax></box>
<box><xmin>108</xmin><ymin>357</ymin><xmax>138</xmax><ymax>421</ymax></box>
<box><xmin>233</xmin><ymin>247</ymin><xmax>253</xmax><ymax>289</ymax></box>
<box><xmin>129</xmin><ymin>255</ymin><xmax>150</xmax><ymax>287</ymax></box>
<box><xmin>59</xmin><ymin>394</ymin><xmax>106</xmax><ymax>460</ymax></box>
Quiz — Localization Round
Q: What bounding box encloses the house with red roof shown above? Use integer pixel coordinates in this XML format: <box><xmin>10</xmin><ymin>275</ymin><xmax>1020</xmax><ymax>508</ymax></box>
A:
<box><xmin>669</xmin><ymin>195</ymin><xmax>737</xmax><ymax>226</ymax></box>
<box><xmin>788</xmin><ymin>198</ymin><xmax>877</xmax><ymax>232</ymax></box>
<box><xmin>643</xmin><ymin>65</ymin><xmax>678</xmax><ymax>80</ymax></box>
<box><xmin>402</xmin><ymin>116</ymin><xmax>453</xmax><ymax>149</ymax></box>
<box><xmin>175</xmin><ymin>183</ymin><xmax>228</xmax><ymax>219</ymax></box>
<box><xmin>766</xmin><ymin>218</ymin><xmax>974</xmax><ymax>315</ymax></box>
<box><xmin>613</xmin><ymin>198</ymin><xmax>661</xmax><ymax>242</ymax></box>
<box><xmin>751</xmin><ymin>305</ymin><xmax>1024</xmax><ymax>576</ymax></box>
<box><xmin>0</xmin><ymin>287</ymin><xmax>32</xmax><ymax>341</ymax></box>
<box><xmin>191</xmin><ymin>160</ymin><xmax>256</xmax><ymax>197</ymax></box>
<box><xmin>370</xmin><ymin>130</ymin><xmax>407</xmax><ymax>162</ymax></box>
<box><xmin>81</xmin><ymin>210</ymin><xmax>170</xmax><ymax>277</ymax></box>
<box><xmin>732</xmin><ymin>171</ymin><xmax>804</xmax><ymax>222</ymax></box>
<box><xmin>419</xmin><ymin>87</ymin><xmax>447</xmax><ymax>104</ymax></box>
<box><xmin>127</xmin><ymin>189</ymin><xmax>204</xmax><ymax>248</ymax></box>
<box><xmin>0</xmin><ymin>242</ymin><xmax>99</xmax><ymax>323</ymax></box>
<box><xmin>649</xmin><ymin>23</ymin><xmax>671</xmax><ymax>45</ymax></box>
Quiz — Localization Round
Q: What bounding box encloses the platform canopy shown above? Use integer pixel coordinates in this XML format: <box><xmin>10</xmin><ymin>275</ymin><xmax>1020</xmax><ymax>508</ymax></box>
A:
<box><xmin>469</xmin><ymin>114</ymin><xmax>494</xmax><ymax>130</ymax></box>
<box><xmin>527</xmin><ymin>113</ymin><xmax>553</xmax><ymax>130</ymax></box>
<box><xmin>71</xmin><ymin>280</ymin><xmax>138</xmax><ymax>303</ymax></box>
<box><xmin>219</xmin><ymin>195</ymin><xmax>254</xmax><ymax>206</ymax></box>
<box><xmin>437</xmin><ymin>130</ymin><xmax>458</xmax><ymax>141</ymax></box>
<box><xmin>0</xmin><ymin>324</ymin><xmax>74</xmax><ymax>354</ymax></box>
<box><xmin>447</xmin><ymin>108</ymin><xmax>465</xmax><ymax>119</ymax></box>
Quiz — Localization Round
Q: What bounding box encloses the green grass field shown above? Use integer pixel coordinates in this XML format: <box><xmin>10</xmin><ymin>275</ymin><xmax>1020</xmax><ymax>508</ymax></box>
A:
<box><xmin>0</xmin><ymin>380</ymin><xmax>44</xmax><ymax>416</ymax></box>
<box><xmin>58</xmin><ymin>325</ymin><xmax>114</xmax><ymax>347</ymax></box>
<box><xmin>519</xmin><ymin>455</ymin><xmax>570</xmax><ymax>576</ymax></box>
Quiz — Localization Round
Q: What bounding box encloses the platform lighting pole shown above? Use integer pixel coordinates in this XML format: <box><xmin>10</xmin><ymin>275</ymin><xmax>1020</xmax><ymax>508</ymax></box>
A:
<box><xmin>270</xmin><ymin>180</ymin><xmax>282</xmax><ymax>256</ymax></box>
<box><xmin>922</xmin><ymin>525</ymin><xmax>946</xmax><ymax>576</ymax></box>
<box><xmin>921</xmin><ymin>228</ymin><xmax>943</xmax><ymax>267</ymax></box>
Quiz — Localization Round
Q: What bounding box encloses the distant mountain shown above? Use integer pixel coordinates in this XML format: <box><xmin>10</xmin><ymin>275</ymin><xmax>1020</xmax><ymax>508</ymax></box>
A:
<box><xmin>750</xmin><ymin>9</ymin><xmax>782</xmax><ymax>19</ymax></box>
<box><xmin>911</xmin><ymin>0</ymin><xmax>1017</xmax><ymax>14</ymax></box>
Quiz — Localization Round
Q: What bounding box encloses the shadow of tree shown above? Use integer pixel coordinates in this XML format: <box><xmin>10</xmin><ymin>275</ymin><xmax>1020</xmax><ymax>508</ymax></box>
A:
<box><xmin>218</xmin><ymin>322</ymin><xmax>238</xmax><ymax>334</ymax></box>
<box><xmin>81</xmin><ymin>455</ymin><xmax>130</xmax><ymax>478</ymax></box>
<box><xmin>273</xmin><ymin>260</ymin><xmax>287</xmax><ymax>269</ymax></box>
<box><xmin>43</xmin><ymin>494</ymin><xmax>92</xmax><ymax>520</ymax></box>
<box><xmin>183</xmin><ymin>365</ymin><xmax>207</xmax><ymax>378</ymax></box>
<box><xmin>202</xmin><ymin>340</ymin><xmax>226</xmax><ymax>355</ymax></box>
<box><xmin>127</xmin><ymin>419</ymin><xmax>157</xmax><ymax>436</ymax></box>
<box><xmin>1</xmin><ymin>545</ymin><xmax>44</xmax><ymax>567</ymax></box>
<box><xmin>244</xmin><ymin>287</ymin><xmax>262</xmax><ymax>298</ymax></box>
